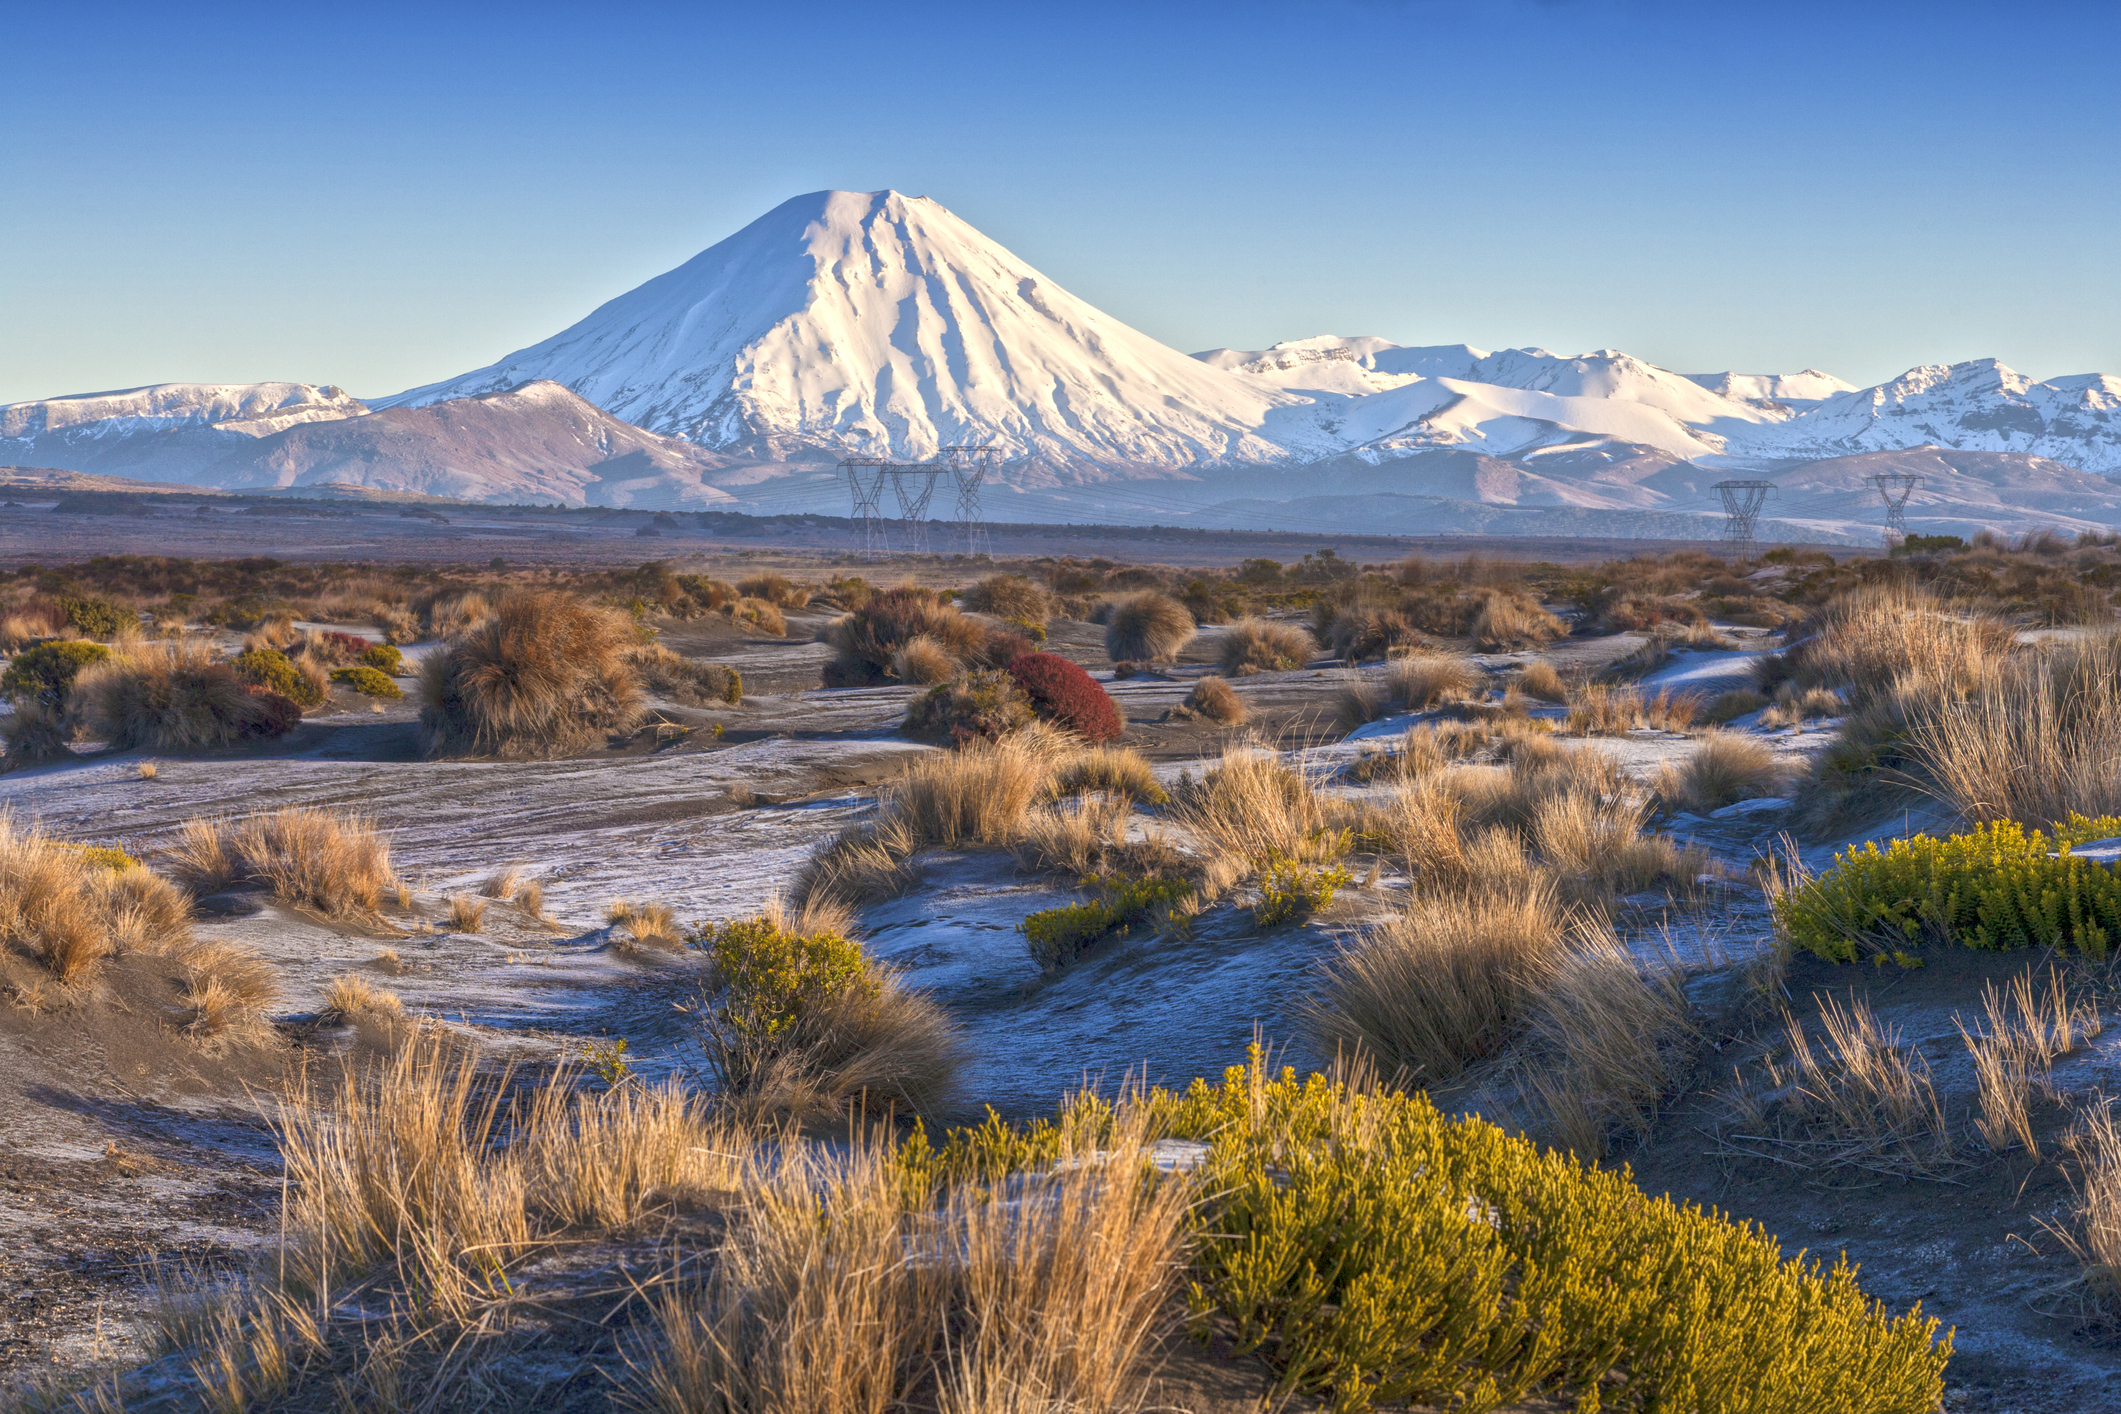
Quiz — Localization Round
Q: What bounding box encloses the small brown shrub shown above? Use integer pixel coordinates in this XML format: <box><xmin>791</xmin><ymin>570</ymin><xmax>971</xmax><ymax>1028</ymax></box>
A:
<box><xmin>419</xmin><ymin>591</ymin><xmax>645</xmax><ymax>759</ymax></box>
<box><xmin>1181</xmin><ymin>675</ymin><xmax>1245</xmax><ymax>724</ymax></box>
<box><xmin>1469</xmin><ymin>588</ymin><xmax>1566</xmax><ymax>650</ymax></box>
<box><xmin>72</xmin><ymin>641</ymin><xmax>288</xmax><ymax>749</ymax></box>
<box><xmin>1217</xmin><ymin>616</ymin><xmax>1314</xmax><ymax>675</ymax></box>
<box><xmin>729</xmin><ymin>596</ymin><xmax>788</xmax><ymax>636</ymax></box>
<box><xmin>960</xmin><ymin>573</ymin><xmax>1056</xmax><ymax>624</ymax></box>
<box><xmin>902</xmin><ymin>670</ymin><xmax>1036</xmax><ymax>745</ymax></box>
<box><xmin>629</xmin><ymin>645</ymin><xmax>743</xmax><ymax>705</ymax></box>
<box><xmin>1103</xmin><ymin>592</ymin><xmax>1195</xmax><ymax>664</ymax></box>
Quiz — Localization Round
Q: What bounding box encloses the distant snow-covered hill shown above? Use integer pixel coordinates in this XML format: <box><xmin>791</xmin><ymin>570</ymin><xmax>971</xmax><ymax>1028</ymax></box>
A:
<box><xmin>10</xmin><ymin>188</ymin><xmax>2121</xmax><ymax>534</ymax></box>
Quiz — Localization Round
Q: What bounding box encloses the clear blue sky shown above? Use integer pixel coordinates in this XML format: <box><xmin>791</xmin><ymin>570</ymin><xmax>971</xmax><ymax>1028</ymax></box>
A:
<box><xmin>5</xmin><ymin>0</ymin><xmax>2116</xmax><ymax>405</ymax></box>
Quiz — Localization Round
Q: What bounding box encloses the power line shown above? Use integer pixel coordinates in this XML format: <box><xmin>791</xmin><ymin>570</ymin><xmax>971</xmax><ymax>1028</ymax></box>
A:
<box><xmin>838</xmin><ymin>445</ymin><xmax>997</xmax><ymax>557</ymax></box>
<box><xmin>1866</xmin><ymin>472</ymin><xmax>1922</xmax><ymax>545</ymax></box>
<box><xmin>1712</xmin><ymin>479</ymin><xmax>1775</xmax><ymax>558</ymax></box>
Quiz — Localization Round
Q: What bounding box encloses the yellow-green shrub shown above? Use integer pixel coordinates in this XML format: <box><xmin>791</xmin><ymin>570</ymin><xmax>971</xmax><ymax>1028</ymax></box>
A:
<box><xmin>332</xmin><ymin>665</ymin><xmax>404</xmax><ymax>699</ymax></box>
<box><xmin>1176</xmin><ymin>1056</ymin><xmax>1952</xmax><ymax>1413</ymax></box>
<box><xmin>1253</xmin><ymin>852</ymin><xmax>1351</xmax><ymax>925</ymax></box>
<box><xmin>896</xmin><ymin>1053</ymin><xmax>1951</xmax><ymax>1413</ymax></box>
<box><xmin>696</xmin><ymin>916</ymin><xmax>874</xmax><ymax>1050</ymax></box>
<box><xmin>1018</xmin><ymin>875</ymin><xmax>1192</xmax><ymax>970</ymax></box>
<box><xmin>234</xmin><ymin>647</ymin><xmax>324</xmax><ymax>708</ymax></box>
<box><xmin>1776</xmin><ymin>815</ymin><xmax>2121</xmax><ymax>961</ymax></box>
<box><xmin>359</xmin><ymin>642</ymin><xmax>404</xmax><ymax>675</ymax></box>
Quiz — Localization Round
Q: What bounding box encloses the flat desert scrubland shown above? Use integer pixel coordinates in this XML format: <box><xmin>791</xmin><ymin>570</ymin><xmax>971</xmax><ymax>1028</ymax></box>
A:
<box><xmin>1</xmin><ymin>538</ymin><xmax>2120</xmax><ymax>1412</ymax></box>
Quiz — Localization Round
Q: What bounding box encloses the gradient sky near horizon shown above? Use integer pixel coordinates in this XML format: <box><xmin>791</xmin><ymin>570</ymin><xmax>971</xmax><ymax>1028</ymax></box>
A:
<box><xmin>5</xmin><ymin>0</ymin><xmax>2118</xmax><ymax>405</ymax></box>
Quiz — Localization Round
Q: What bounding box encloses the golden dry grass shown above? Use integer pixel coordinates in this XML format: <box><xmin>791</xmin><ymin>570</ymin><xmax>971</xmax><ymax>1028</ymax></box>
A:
<box><xmin>1653</xmin><ymin>729</ymin><xmax>1787</xmax><ymax>814</ymax></box>
<box><xmin>791</xmin><ymin>815</ymin><xmax>923</xmax><ymax>912</ymax></box>
<box><xmin>171</xmin><ymin>807</ymin><xmax>397</xmax><ymax>917</ymax></box>
<box><xmin>885</xmin><ymin>735</ymin><xmax>1053</xmax><ymax>849</ymax></box>
<box><xmin>1</xmin><ymin>701</ymin><xmax>74</xmax><ymax>772</ymax></box>
<box><xmin>1523</xmin><ymin>931</ymin><xmax>1695</xmax><ymax>1159</ymax></box>
<box><xmin>448</xmin><ymin>894</ymin><xmax>487</xmax><ymax>933</ymax></box>
<box><xmin>1468</xmin><ymin>588</ymin><xmax>1567</xmax><ymax>650</ymax></box>
<box><xmin>421</xmin><ymin>590</ymin><xmax>493</xmax><ymax>639</ymax></box>
<box><xmin>1180</xmin><ymin>674</ymin><xmax>1245</xmax><ymax>724</ymax></box>
<box><xmin>1906</xmin><ymin>628</ymin><xmax>2121</xmax><ymax>824</ymax></box>
<box><xmin>891</xmin><ymin>634</ymin><xmax>959</xmax><ymax>685</ymax></box>
<box><xmin>1049</xmin><ymin>745</ymin><xmax>1168</xmax><ymax>804</ymax></box>
<box><xmin>1103</xmin><ymin>592</ymin><xmax>1195</xmax><ymax>663</ymax></box>
<box><xmin>1303</xmin><ymin>879</ymin><xmax>1568</xmax><ymax>1082</ymax></box>
<box><xmin>1956</xmin><ymin>968</ymin><xmax>2103</xmax><ymax>1158</ymax></box>
<box><xmin>0</xmin><ymin>816</ymin><xmax>193</xmax><ymax>985</ymax></box>
<box><xmin>323</xmin><ymin>972</ymin><xmax>404</xmax><ymax>1022</ymax></box>
<box><xmin>2052</xmin><ymin>1102</ymin><xmax>2121</xmax><ymax>1309</ymax></box>
<box><xmin>1762</xmin><ymin>995</ymin><xmax>1956</xmax><ymax>1176</ymax></box>
<box><xmin>479</xmin><ymin>866</ymin><xmax>523</xmax><ymax>900</ymax></box>
<box><xmin>1516</xmin><ymin>659</ymin><xmax>1567</xmax><ymax>702</ymax></box>
<box><xmin>1171</xmin><ymin>748</ymin><xmax>1346</xmax><ymax>894</ymax></box>
<box><xmin>607</xmin><ymin>899</ymin><xmax>679</xmax><ymax>948</ymax></box>
<box><xmin>1216</xmin><ymin>616</ymin><xmax>1314</xmax><ymax>675</ymax></box>
<box><xmin>1779</xmin><ymin>584</ymin><xmax>2010</xmax><ymax>707</ymax></box>
<box><xmin>419</xmin><ymin>590</ymin><xmax>645</xmax><ymax>759</ymax></box>
<box><xmin>1565</xmin><ymin>683</ymin><xmax>1700</xmax><ymax>736</ymax></box>
<box><xmin>1390</xmin><ymin>653</ymin><xmax>1482</xmax><ymax>710</ymax></box>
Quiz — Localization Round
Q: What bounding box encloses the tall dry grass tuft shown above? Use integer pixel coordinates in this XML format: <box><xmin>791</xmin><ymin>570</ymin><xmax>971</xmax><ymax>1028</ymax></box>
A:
<box><xmin>275</xmin><ymin>1035</ymin><xmax>751</xmax><ymax>1318</ymax></box>
<box><xmin>1777</xmin><ymin>584</ymin><xmax>2009</xmax><ymax>708</ymax></box>
<box><xmin>2049</xmin><ymin>1102</ymin><xmax>2121</xmax><ymax>1311</ymax></box>
<box><xmin>0</xmin><ymin>817</ymin><xmax>194</xmax><ymax>985</ymax></box>
<box><xmin>1524</xmin><ymin>931</ymin><xmax>1696</xmax><ymax>1159</ymax></box>
<box><xmin>1049</xmin><ymin>745</ymin><xmax>1167</xmax><ymax>804</ymax></box>
<box><xmin>1908</xmin><ymin>627</ymin><xmax>2121</xmax><ymax>824</ymax></box>
<box><xmin>607</xmin><ymin>899</ymin><xmax>680</xmax><ymax>948</ymax></box>
<box><xmin>1654</xmin><ymin>730</ymin><xmax>1788</xmax><ymax>814</ymax></box>
<box><xmin>71</xmin><ymin>639</ymin><xmax>287</xmax><ymax>749</ymax></box>
<box><xmin>1172</xmin><ymin>748</ymin><xmax>1345</xmax><ymax>893</ymax></box>
<box><xmin>1302</xmin><ymin>879</ymin><xmax>1569</xmax><ymax>1083</ymax></box>
<box><xmin>1179</xmin><ymin>674</ymin><xmax>1246</xmax><ymax>724</ymax></box>
<box><xmin>1217</xmin><ymin>616</ymin><xmax>1314</xmax><ymax>675</ymax></box>
<box><xmin>171</xmin><ymin>807</ymin><xmax>396</xmax><ymax>917</ymax></box>
<box><xmin>891</xmin><ymin>634</ymin><xmax>959</xmax><ymax>685</ymax></box>
<box><xmin>1</xmin><ymin>701</ymin><xmax>75</xmax><ymax>772</ymax></box>
<box><xmin>641</xmin><ymin>1145</ymin><xmax>942</xmax><ymax>1414</ymax></box>
<box><xmin>885</xmin><ymin>735</ymin><xmax>1054</xmax><ymax>849</ymax></box>
<box><xmin>448</xmin><ymin>894</ymin><xmax>487</xmax><ymax>933</ymax></box>
<box><xmin>1103</xmin><ymin>592</ymin><xmax>1195</xmax><ymax>664</ymax></box>
<box><xmin>1763</xmin><ymin>995</ymin><xmax>1956</xmax><ymax>1176</ymax></box>
<box><xmin>792</xmin><ymin>815</ymin><xmax>923</xmax><ymax>911</ymax></box>
<box><xmin>1468</xmin><ymin>588</ymin><xmax>1567</xmax><ymax>650</ymax></box>
<box><xmin>1516</xmin><ymin>659</ymin><xmax>1567</xmax><ymax>702</ymax></box>
<box><xmin>419</xmin><ymin>590</ymin><xmax>645</xmax><ymax>759</ymax></box>
<box><xmin>1956</xmin><ymin>968</ymin><xmax>2103</xmax><ymax>1158</ymax></box>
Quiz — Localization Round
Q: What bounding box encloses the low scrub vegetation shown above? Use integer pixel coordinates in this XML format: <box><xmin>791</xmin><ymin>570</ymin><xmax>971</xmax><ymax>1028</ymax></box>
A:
<box><xmin>1775</xmin><ymin>815</ymin><xmax>2121</xmax><ymax>960</ymax></box>
<box><xmin>959</xmin><ymin>572</ymin><xmax>1056</xmax><ymax>624</ymax></box>
<box><xmin>330</xmin><ymin>664</ymin><xmax>402</xmax><ymax>698</ymax></box>
<box><xmin>823</xmin><ymin>586</ymin><xmax>1007</xmax><ymax>687</ymax></box>
<box><xmin>1103</xmin><ymin>590</ymin><xmax>1195</xmax><ymax>663</ymax></box>
<box><xmin>902</xmin><ymin>669</ymin><xmax>1036</xmax><ymax>745</ymax></box>
<box><xmin>1004</xmin><ymin>650</ymin><xmax>1122</xmax><ymax>742</ymax></box>
<box><xmin>420</xmin><ymin>590</ymin><xmax>645</xmax><ymax>758</ymax></box>
<box><xmin>628</xmin><ymin>644</ymin><xmax>742</xmax><ymax>705</ymax></box>
<box><xmin>233</xmin><ymin>646</ymin><xmax>327</xmax><ymax>708</ymax></box>
<box><xmin>1654</xmin><ymin>729</ymin><xmax>1788</xmax><ymax>814</ymax></box>
<box><xmin>1</xmin><ymin>639</ymin><xmax>110</xmax><ymax>709</ymax></box>
<box><xmin>1018</xmin><ymin>875</ymin><xmax>1193</xmax><ymax>970</ymax></box>
<box><xmin>171</xmin><ymin>806</ymin><xmax>398</xmax><ymax>918</ymax></box>
<box><xmin>1217</xmin><ymin>615</ymin><xmax>1313</xmax><ymax>674</ymax></box>
<box><xmin>1176</xmin><ymin>673</ymin><xmax>1245</xmax><ymax>723</ymax></box>
<box><xmin>691</xmin><ymin>909</ymin><xmax>959</xmax><ymax>1120</ymax></box>
<box><xmin>1048</xmin><ymin>744</ymin><xmax>1166</xmax><ymax>803</ymax></box>
<box><xmin>74</xmin><ymin>640</ymin><xmax>300</xmax><ymax>749</ymax></box>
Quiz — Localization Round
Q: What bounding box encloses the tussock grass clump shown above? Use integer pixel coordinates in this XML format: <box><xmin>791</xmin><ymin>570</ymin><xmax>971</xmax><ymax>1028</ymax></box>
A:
<box><xmin>728</xmin><ymin>595</ymin><xmax>788</xmax><ymax>636</ymax></box>
<box><xmin>72</xmin><ymin>640</ymin><xmax>295</xmax><ymax>749</ymax></box>
<box><xmin>1049</xmin><ymin>745</ymin><xmax>1168</xmax><ymax>804</ymax></box>
<box><xmin>1523</xmin><ymin>932</ymin><xmax>1695</xmax><ymax>1159</ymax></box>
<box><xmin>0</xmin><ymin>600</ymin><xmax>67</xmax><ymax>650</ymax></box>
<box><xmin>1564</xmin><ymin>683</ymin><xmax>1699</xmax><ymax>736</ymax></box>
<box><xmin>887</xmin><ymin>735</ymin><xmax>1055</xmax><ymax>850</ymax></box>
<box><xmin>1103</xmin><ymin>591</ymin><xmax>1195</xmax><ymax>664</ymax></box>
<box><xmin>628</xmin><ymin>645</ymin><xmax>743</xmax><ymax>706</ymax></box>
<box><xmin>1703</xmin><ymin>687</ymin><xmax>1770</xmax><ymax>723</ymax></box>
<box><xmin>890</xmin><ymin>634</ymin><xmax>958</xmax><ymax>685</ymax></box>
<box><xmin>1303</xmin><ymin>880</ymin><xmax>1567</xmax><ymax>1082</ymax></box>
<box><xmin>1516</xmin><ymin>658</ymin><xmax>1567</xmax><ymax>702</ymax></box>
<box><xmin>692</xmin><ymin>911</ymin><xmax>960</xmax><ymax>1120</ymax></box>
<box><xmin>1178</xmin><ymin>674</ymin><xmax>1246</xmax><ymax>724</ymax></box>
<box><xmin>448</xmin><ymin>894</ymin><xmax>487</xmax><ymax>933</ymax></box>
<box><xmin>734</xmin><ymin>572</ymin><xmax>812</xmax><ymax>609</ymax></box>
<box><xmin>903</xmin><ymin>668</ymin><xmax>1036</xmax><ymax>746</ymax></box>
<box><xmin>607</xmin><ymin>899</ymin><xmax>679</xmax><ymax>949</ymax></box>
<box><xmin>1173</xmin><ymin>748</ymin><xmax>1347</xmax><ymax>893</ymax></box>
<box><xmin>824</xmin><ymin>586</ymin><xmax>994</xmax><ymax>687</ymax></box>
<box><xmin>1468</xmin><ymin>587</ymin><xmax>1567</xmax><ymax>650</ymax></box>
<box><xmin>0</xmin><ymin>816</ymin><xmax>194</xmax><ymax>985</ymax></box>
<box><xmin>322</xmin><ymin>972</ymin><xmax>404</xmax><ymax>1022</ymax></box>
<box><xmin>1907</xmin><ymin>627</ymin><xmax>2121</xmax><ymax>825</ymax></box>
<box><xmin>1745</xmin><ymin>996</ymin><xmax>1958</xmax><ymax>1177</ymax></box>
<box><xmin>419</xmin><ymin>589</ymin><xmax>493</xmax><ymax>639</ymax></box>
<box><xmin>1759</xmin><ymin>683</ymin><xmax>1843</xmax><ymax>728</ymax></box>
<box><xmin>1654</xmin><ymin>729</ymin><xmax>1788</xmax><ymax>814</ymax></box>
<box><xmin>1390</xmin><ymin>652</ymin><xmax>1481</xmax><ymax>711</ymax></box>
<box><xmin>1217</xmin><ymin>616</ymin><xmax>1314</xmax><ymax>675</ymax></box>
<box><xmin>419</xmin><ymin>590</ymin><xmax>645</xmax><ymax>759</ymax></box>
<box><xmin>172</xmin><ymin>807</ymin><xmax>397</xmax><ymax>918</ymax></box>
<box><xmin>959</xmin><ymin>572</ymin><xmax>1056</xmax><ymax>624</ymax></box>
<box><xmin>1</xmin><ymin>701</ymin><xmax>75</xmax><ymax>772</ymax></box>
<box><xmin>1324</xmin><ymin>601</ymin><xmax>1419</xmax><ymax>661</ymax></box>
<box><xmin>2051</xmin><ymin>1102</ymin><xmax>2121</xmax><ymax>1312</ymax></box>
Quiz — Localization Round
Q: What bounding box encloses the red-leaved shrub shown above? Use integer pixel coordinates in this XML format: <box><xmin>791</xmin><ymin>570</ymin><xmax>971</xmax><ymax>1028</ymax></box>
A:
<box><xmin>1004</xmin><ymin>652</ymin><xmax>1122</xmax><ymax>743</ymax></box>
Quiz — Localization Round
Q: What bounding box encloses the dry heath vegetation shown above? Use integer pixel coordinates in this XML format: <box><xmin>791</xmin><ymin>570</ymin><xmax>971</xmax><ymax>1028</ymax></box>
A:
<box><xmin>172</xmin><ymin>806</ymin><xmax>397</xmax><ymax>918</ymax></box>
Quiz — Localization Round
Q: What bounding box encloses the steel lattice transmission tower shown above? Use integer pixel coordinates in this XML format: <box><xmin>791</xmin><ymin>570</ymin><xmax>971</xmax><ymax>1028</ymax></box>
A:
<box><xmin>840</xmin><ymin>445</ymin><xmax>996</xmax><ymax>558</ymax></box>
<box><xmin>1712</xmin><ymin>479</ymin><xmax>1776</xmax><ymax>558</ymax></box>
<box><xmin>1867</xmin><ymin>472</ymin><xmax>1921</xmax><ymax>545</ymax></box>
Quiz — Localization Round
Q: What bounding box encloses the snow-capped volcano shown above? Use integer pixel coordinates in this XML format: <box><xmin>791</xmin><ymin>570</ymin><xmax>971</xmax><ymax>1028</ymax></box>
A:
<box><xmin>379</xmin><ymin>189</ymin><xmax>1297</xmax><ymax>466</ymax></box>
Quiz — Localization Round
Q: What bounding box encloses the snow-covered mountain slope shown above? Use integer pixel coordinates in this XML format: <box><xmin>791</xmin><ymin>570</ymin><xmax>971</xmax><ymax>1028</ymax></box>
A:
<box><xmin>192</xmin><ymin>382</ymin><xmax>741</xmax><ymax>507</ymax></box>
<box><xmin>379</xmin><ymin>190</ymin><xmax>1299</xmax><ymax>467</ymax></box>
<box><xmin>1682</xmin><ymin>369</ymin><xmax>1855</xmax><ymax>414</ymax></box>
<box><xmin>1729</xmin><ymin>359</ymin><xmax>2121</xmax><ymax>472</ymax></box>
<box><xmin>0</xmin><ymin>382</ymin><xmax>371</xmax><ymax>480</ymax></box>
